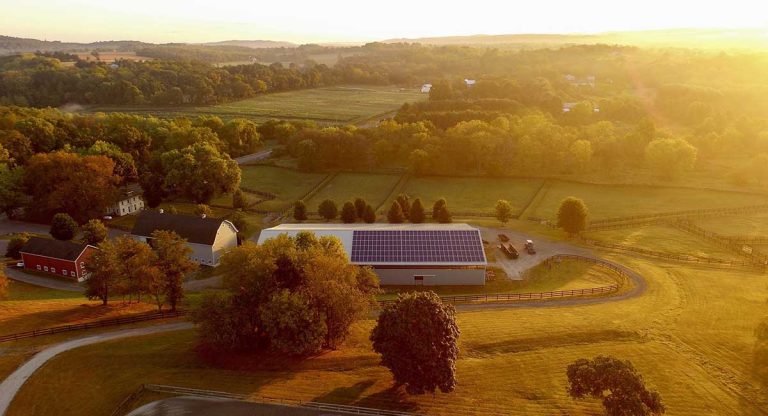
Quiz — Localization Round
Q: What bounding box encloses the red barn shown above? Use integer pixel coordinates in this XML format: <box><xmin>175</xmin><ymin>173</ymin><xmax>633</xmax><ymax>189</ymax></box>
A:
<box><xmin>20</xmin><ymin>237</ymin><xmax>98</xmax><ymax>282</ymax></box>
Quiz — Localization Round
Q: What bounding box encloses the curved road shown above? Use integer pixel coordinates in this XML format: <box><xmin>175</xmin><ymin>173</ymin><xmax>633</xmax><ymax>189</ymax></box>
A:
<box><xmin>0</xmin><ymin>322</ymin><xmax>193</xmax><ymax>416</ymax></box>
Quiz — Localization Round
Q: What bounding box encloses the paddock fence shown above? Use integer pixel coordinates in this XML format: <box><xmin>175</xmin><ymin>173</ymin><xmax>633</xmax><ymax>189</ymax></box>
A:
<box><xmin>0</xmin><ymin>310</ymin><xmax>186</xmax><ymax>344</ymax></box>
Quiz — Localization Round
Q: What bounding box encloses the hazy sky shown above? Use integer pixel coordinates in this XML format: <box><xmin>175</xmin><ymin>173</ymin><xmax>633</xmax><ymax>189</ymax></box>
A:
<box><xmin>1</xmin><ymin>0</ymin><xmax>767</xmax><ymax>43</ymax></box>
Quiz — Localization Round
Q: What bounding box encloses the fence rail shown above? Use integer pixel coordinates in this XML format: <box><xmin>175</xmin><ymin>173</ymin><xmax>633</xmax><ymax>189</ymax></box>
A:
<box><xmin>140</xmin><ymin>384</ymin><xmax>420</xmax><ymax>416</ymax></box>
<box><xmin>673</xmin><ymin>220</ymin><xmax>768</xmax><ymax>265</ymax></box>
<box><xmin>581</xmin><ymin>238</ymin><xmax>766</xmax><ymax>270</ymax></box>
<box><xmin>0</xmin><ymin>310</ymin><xmax>186</xmax><ymax>343</ymax></box>
<box><xmin>588</xmin><ymin>204</ymin><xmax>768</xmax><ymax>228</ymax></box>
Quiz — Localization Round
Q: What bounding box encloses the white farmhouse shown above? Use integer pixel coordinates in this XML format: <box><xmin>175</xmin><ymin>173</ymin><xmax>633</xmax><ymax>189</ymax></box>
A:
<box><xmin>106</xmin><ymin>183</ymin><xmax>145</xmax><ymax>217</ymax></box>
<box><xmin>421</xmin><ymin>83</ymin><xmax>432</xmax><ymax>93</ymax></box>
<box><xmin>131</xmin><ymin>210</ymin><xmax>238</xmax><ymax>266</ymax></box>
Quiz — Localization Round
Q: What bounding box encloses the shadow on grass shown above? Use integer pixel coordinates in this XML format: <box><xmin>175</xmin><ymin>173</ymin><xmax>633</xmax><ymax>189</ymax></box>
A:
<box><xmin>353</xmin><ymin>385</ymin><xmax>420</xmax><ymax>413</ymax></box>
<box><xmin>462</xmin><ymin>329</ymin><xmax>642</xmax><ymax>358</ymax></box>
<box><xmin>310</xmin><ymin>380</ymin><xmax>375</xmax><ymax>404</ymax></box>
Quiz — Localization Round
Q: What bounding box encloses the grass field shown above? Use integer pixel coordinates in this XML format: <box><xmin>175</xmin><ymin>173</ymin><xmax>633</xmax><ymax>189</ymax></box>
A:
<box><xmin>9</xmin><ymin>252</ymin><xmax>768</xmax><ymax>415</ymax></box>
<box><xmin>399</xmin><ymin>177</ymin><xmax>544</xmax><ymax>214</ymax></box>
<box><xmin>240</xmin><ymin>165</ymin><xmax>327</xmax><ymax>211</ymax></box>
<box><xmin>694</xmin><ymin>212</ymin><xmax>768</xmax><ymax>237</ymax></box>
<box><xmin>532</xmin><ymin>181</ymin><xmax>768</xmax><ymax>220</ymax></box>
<box><xmin>306</xmin><ymin>173</ymin><xmax>401</xmax><ymax>209</ymax></box>
<box><xmin>87</xmin><ymin>86</ymin><xmax>424</xmax><ymax>124</ymax></box>
<box><xmin>585</xmin><ymin>225</ymin><xmax>747</xmax><ymax>260</ymax></box>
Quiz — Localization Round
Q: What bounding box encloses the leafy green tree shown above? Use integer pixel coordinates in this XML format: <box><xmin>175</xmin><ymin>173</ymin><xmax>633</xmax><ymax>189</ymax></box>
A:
<box><xmin>341</xmin><ymin>201</ymin><xmax>357</xmax><ymax>223</ymax></box>
<box><xmin>371</xmin><ymin>291</ymin><xmax>460</xmax><ymax>395</ymax></box>
<box><xmin>259</xmin><ymin>289</ymin><xmax>326</xmax><ymax>355</ymax></box>
<box><xmin>363</xmin><ymin>204</ymin><xmax>376</xmax><ymax>223</ymax></box>
<box><xmin>50</xmin><ymin>213</ymin><xmax>78</xmax><ymax>240</ymax></box>
<box><xmin>228</xmin><ymin>210</ymin><xmax>248</xmax><ymax>237</ymax></box>
<box><xmin>150</xmin><ymin>230</ymin><xmax>198</xmax><ymax>311</ymax></box>
<box><xmin>85</xmin><ymin>235</ymin><xmax>158</xmax><ymax>305</ymax></box>
<box><xmin>494</xmin><ymin>200</ymin><xmax>514</xmax><ymax>225</ymax></box>
<box><xmin>0</xmin><ymin>164</ymin><xmax>25</xmax><ymax>217</ymax></box>
<box><xmin>567</xmin><ymin>356</ymin><xmax>665</xmax><ymax>416</ymax></box>
<box><xmin>432</xmin><ymin>198</ymin><xmax>446</xmax><ymax>220</ymax></box>
<box><xmin>437</xmin><ymin>205</ymin><xmax>452</xmax><ymax>223</ymax></box>
<box><xmin>644</xmin><ymin>138</ymin><xmax>697</xmax><ymax>179</ymax></box>
<box><xmin>80</xmin><ymin>219</ymin><xmax>108</xmax><ymax>245</ymax></box>
<box><xmin>387</xmin><ymin>201</ymin><xmax>405</xmax><ymax>224</ymax></box>
<box><xmin>5</xmin><ymin>233</ymin><xmax>30</xmax><ymax>259</ymax></box>
<box><xmin>293</xmin><ymin>200</ymin><xmax>308</xmax><ymax>221</ymax></box>
<box><xmin>318</xmin><ymin>199</ymin><xmax>338</xmax><ymax>221</ymax></box>
<box><xmin>232</xmin><ymin>189</ymin><xmax>247</xmax><ymax>209</ymax></box>
<box><xmin>193</xmin><ymin>235</ymin><xmax>379</xmax><ymax>355</ymax></box>
<box><xmin>354</xmin><ymin>197</ymin><xmax>367</xmax><ymax>219</ymax></box>
<box><xmin>409</xmin><ymin>198</ymin><xmax>426</xmax><ymax>223</ymax></box>
<box><xmin>556</xmin><ymin>197</ymin><xmax>588</xmax><ymax>235</ymax></box>
<box><xmin>195</xmin><ymin>204</ymin><xmax>213</xmax><ymax>217</ymax></box>
<box><xmin>161</xmin><ymin>143</ymin><xmax>241</xmax><ymax>204</ymax></box>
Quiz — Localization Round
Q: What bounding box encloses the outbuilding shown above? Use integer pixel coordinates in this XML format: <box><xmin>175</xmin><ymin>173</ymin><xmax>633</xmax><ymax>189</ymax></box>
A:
<box><xmin>257</xmin><ymin>223</ymin><xmax>487</xmax><ymax>286</ymax></box>
<box><xmin>131</xmin><ymin>210</ymin><xmax>238</xmax><ymax>266</ymax></box>
<box><xmin>20</xmin><ymin>237</ymin><xmax>97</xmax><ymax>282</ymax></box>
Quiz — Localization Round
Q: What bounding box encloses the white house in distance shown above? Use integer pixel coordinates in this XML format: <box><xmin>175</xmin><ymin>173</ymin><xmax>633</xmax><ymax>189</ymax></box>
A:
<box><xmin>258</xmin><ymin>223</ymin><xmax>487</xmax><ymax>286</ymax></box>
<box><xmin>131</xmin><ymin>210</ymin><xmax>238</xmax><ymax>266</ymax></box>
<box><xmin>106</xmin><ymin>183</ymin><xmax>145</xmax><ymax>217</ymax></box>
<box><xmin>420</xmin><ymin>83</ymin><xmax>432</xmax><ymax>93</ymax></box>
<box><xmin>464</xmin><ymin>79</ymin><xmax>476</xmax><ymax>87</ymax></box>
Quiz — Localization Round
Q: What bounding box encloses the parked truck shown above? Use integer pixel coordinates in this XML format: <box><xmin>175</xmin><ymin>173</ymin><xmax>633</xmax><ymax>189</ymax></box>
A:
<box><xmin>499</xmin><ymin>242</ymin><xmax>519</xmax><ymax>259</ymax></box>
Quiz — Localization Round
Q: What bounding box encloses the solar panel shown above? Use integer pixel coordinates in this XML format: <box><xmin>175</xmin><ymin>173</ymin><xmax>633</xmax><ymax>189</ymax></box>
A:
<box><xmin>350</xmin><ymin>230</ymin><xmax>485</xmax><ymax>264</ymax></box>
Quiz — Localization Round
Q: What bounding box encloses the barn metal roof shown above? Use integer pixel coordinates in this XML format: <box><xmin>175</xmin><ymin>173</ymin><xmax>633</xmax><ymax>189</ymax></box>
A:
<box><xmin>258</xmin><ymin>223</ymin><xmax>487</xmax><ymax>266</ymax></box>
<box><xmin>20</xmin><ymin>237</ymin><xmax>92</xmax><ymax>261</ymax></box>
<box><xmin>132</xmin><ymin>211</ymin><xmax>233</xmax><ymax>245</ymax></box>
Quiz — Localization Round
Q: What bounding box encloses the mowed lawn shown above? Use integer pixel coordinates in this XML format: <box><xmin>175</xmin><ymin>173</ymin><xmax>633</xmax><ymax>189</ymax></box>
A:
<box><xmin>532</xmin><ymin>181</ymin><xmax>768</xmax><ymax>220</ymax></box>
<box><xmin>88</xmin><ymin>86</ymin><xmax>424</xmax><ymax>124</ymax></box>
<box><xmin>10</xmin><ymin>253</ymin><xmax>768</xmax><ymax>416</ymax></box>
<box><xmin>240</xmin><ymin>165</ymin><xmax>327</xmax><ymax>211</ymax></box>
<box><xmin>306</xmin><ymin>173</ymin><xmax>400</xmax><ymax>209</ymax></box>
<box><xmin>400</xmin><ymin>177</ymin><xmax>544</xmax><ymax>214</ymax></box>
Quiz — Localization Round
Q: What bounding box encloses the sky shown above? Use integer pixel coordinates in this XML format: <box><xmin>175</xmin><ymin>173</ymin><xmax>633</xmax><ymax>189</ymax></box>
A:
<box><xmin>1</xmin><ymin>0</ymin><xmax>767</xmax><ymax>44</ymax></box>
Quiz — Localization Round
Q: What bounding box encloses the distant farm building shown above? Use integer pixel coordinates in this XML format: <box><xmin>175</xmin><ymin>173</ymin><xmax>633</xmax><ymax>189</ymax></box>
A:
<box><xmin>464</xmin><ymin>79</ymin><xmax>476</xmax><ymax>87</ymax></box>
<box><xmin>106</xmin><ymin>183</ymin><xmax>145</xmax><ymax>217</ymax></box>
<box><xmin>258</xmin><ymin>223</ymin><xmax>487</xmax><ymax>286</ymax></box>
<box><xmin>421</xmin><ymin>83</ymin><xmax>432</xmax><ymax>93</ymax></box>
<box><xmin>20</xmin><ymin>237</ymin><xmax>97</xmax><ymax>282</ymax></box>
<box><xmin>562</xmin><ymin>102</ymin><xmax>600</xmax><ymax>113</ymax></box>
<box><xmin>131</xmin><ymin>211</ymin><xmax>238</xmax><ymax>266</ymax></box>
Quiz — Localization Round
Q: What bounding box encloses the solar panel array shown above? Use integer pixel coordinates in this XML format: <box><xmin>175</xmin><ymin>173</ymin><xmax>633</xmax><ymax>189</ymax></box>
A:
<box><xmin>351</xmin><ymin>230</ymin><xmax>485</xmax><ymax>263</ymax></box>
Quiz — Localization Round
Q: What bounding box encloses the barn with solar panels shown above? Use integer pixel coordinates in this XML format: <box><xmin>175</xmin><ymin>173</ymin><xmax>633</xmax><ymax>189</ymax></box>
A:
<box><xmin>257</xmin><ymin>223</ymin><xmax>487</xmax><ymax>286</ymax></box>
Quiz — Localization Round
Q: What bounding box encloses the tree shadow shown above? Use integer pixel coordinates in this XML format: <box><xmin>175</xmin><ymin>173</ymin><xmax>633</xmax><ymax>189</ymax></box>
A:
<box><xmin>739</xmin><ymin>314</ymin><xmax>768</xmax><ymax>413</ymax></box>
<box><xmin>311</xmin><ymin>379</ymin><xmax>375</xmax><ymax>404</ymax></box>
<box><xmin>353</xmin><ymin>385</ymin><xmax>420</xmax><ymax>413</ymax></box>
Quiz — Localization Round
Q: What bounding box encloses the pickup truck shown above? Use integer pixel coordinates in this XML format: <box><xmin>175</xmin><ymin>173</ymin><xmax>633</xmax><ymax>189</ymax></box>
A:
<box><xmin>524</xmin><ymin>239</ymin><xmax>536</xmax><ymax>255</ymax></box>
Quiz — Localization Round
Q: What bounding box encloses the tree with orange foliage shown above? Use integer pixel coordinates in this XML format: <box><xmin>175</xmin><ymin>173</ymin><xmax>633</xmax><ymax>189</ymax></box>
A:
<box><xmin>23</xmin><ymin>151</ymin><xmax>120</xmax><ymax>222</ymax></box>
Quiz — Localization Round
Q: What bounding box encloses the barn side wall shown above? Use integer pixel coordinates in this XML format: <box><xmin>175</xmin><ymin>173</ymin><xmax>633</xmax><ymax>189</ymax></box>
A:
<box><xmin>374</xmin><ymin>267</ymin><xmax>486</xmax><ymax>286</ymax></box>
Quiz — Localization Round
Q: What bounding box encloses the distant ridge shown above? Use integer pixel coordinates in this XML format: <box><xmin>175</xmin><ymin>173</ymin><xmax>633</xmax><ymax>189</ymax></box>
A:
<box><xmin>201</xmin><ymin>40</ymin><xmax>297</xmax><ymax>49</ymax></box>
<box><xmin>382</xmin><ymin>28</ymin><xmax>768</xmax><ymax>49</ymax></box>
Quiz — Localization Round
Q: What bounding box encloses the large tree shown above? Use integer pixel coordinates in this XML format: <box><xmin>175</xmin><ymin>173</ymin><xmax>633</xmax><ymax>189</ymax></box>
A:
<box><xmin>84</xmin><ymin>236</ymin><xmax>158</xmax><ymax>305</ymax></box>
<box><xmin>80</xmin><ymin>219</ymin><xmax>108</xmax><ymax>245</ymax></box>
<box><xmin>354</xmin><ymin>197</ymin><xmax>367</xmax><ymax>219</ymax></box>
<box><xmin>363</xmin><ymin>204</ymin><xmax>376</xmax><ymax>223</ymax></box>
<box><xmin>50</xmin><ymin>213</ymin><xmax>78</xmax><ymax>241</ymax></box>
<box><xmin>5</xmin><ymin>233</ymin><xmax>30</xmax><ymax>259</ymax></box>
<box><xmin>293</xmin><ymin>200</ymin><xmax>308</xmax><ymax>221</ymax></box>
<box><xmin>192</xmin><ymin>233</ymin><xmax>379</xmax><ymax>355</ymax></box>
<box><xmin>0</xmin><ymin>268</ymin><xmax>8</xmax><ymax>299</ymax></box>
<box><xmin>150</xmin><ymin>230</ymin><xmax>197</xmax><ymax>311</ymax></box>
<box><xmin>161</xmin><ymin>142</ymin><xmax>241</xmax><ymax>203</ymax></box>
<box><xmin>432</xmin><ymin>198</ymin><xmax>447</xmax><ymax>220</ymax></box>
<box><xmin>494</xmin><ymin>199</ymin><xmax>514</xmax><ymax>225</ymax></box>
<box><xmin>23</xmin><ymin>152</ymin><xmax>120</xmax><ymax>222</ymax></box>
<box><xmin>556</xmin><ymin>197</ymin><xmax>588</xmax><ymax>235</ymax></box>
<box><xmin>567</xmin><ymin>356</ymin><xmax>665</xmax><ymax>416</ymax></box>
<box><xmin>644</xmin><ymin>138</ymin><xmax>697</xmax><ymax>179</ymax></box>
<box><xmin>371</xmin><ymin>291</ymin><xmax>460</xmax><ymax>395</ymax></box>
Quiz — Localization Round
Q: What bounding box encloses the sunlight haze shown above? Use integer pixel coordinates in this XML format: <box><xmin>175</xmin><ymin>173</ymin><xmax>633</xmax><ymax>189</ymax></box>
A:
<box><xmin>1</xmin><ymin>0</ymin><xmax>767</xmax><ymax>43</ymax></box>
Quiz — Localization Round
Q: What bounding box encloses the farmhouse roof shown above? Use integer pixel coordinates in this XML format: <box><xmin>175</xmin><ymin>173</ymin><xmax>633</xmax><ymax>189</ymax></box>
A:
<box><xmin>20</xmin><ymin>237</ymin><xmax>92</xmax><ymax>261</ymax></box>
<box><xmin>131</xmin><ymin>211</ymin><xmax>232</xmax><ymax>245</ymax></box>
<box><xmin>118</xmin><ymin>183</ymin><xmax>143</xmax><ymax>199</ymax></box>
